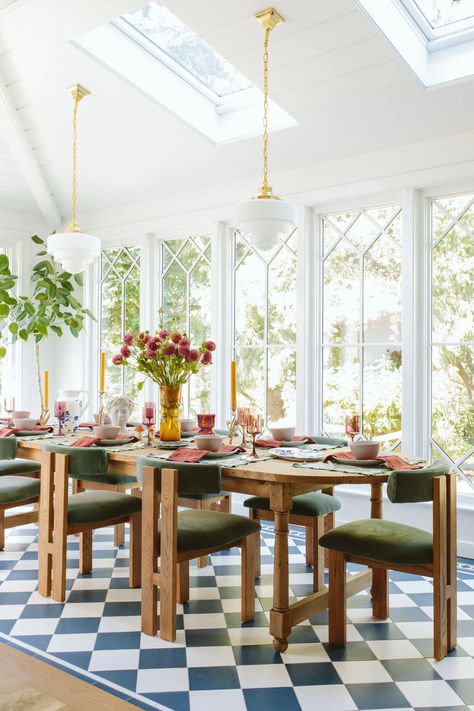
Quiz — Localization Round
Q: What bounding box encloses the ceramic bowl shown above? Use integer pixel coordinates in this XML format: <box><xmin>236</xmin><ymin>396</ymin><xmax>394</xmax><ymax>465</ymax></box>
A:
<box><xmin>13</xmin><ymin>417</ymin><xmax>37</xmax><ymax>430</ymax></box>
<box><xmin>92</xmin><ymin>425</ymin><xmax>120</xmax><ymax>439</ymax></box>
<box><xmin>269</xmin><ymin>426</ymin><xmax>296</xmax><ymax>442</ymax></box>
<box><xmin>11</xmin><ymin>410</ymin><xmax>30</xmax><ymax>419</ymax></box>
<box><xmin>349</xmin><ymin>440</ymin><xmax>381</xmax><ymax>460</ymax></box>
<box><xmin>195</xmin><ymin>434</ymin><xmax>225</xmax><ymax>452</ymax></box>
<box><xmin>181</xmin><ymin>418</ymin><xmax>196</xmax><ymax>432</ymax></box>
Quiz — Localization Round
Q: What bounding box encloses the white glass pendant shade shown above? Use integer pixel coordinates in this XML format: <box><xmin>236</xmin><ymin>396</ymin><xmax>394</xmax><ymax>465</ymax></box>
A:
<box><xmin>233</xmin><ymin>197</ymin><xmax>296</xmax><ymax>251</ymax></box>
<box><xmin>47</xmin><ymin>231</ymin><xmax>100</xmax><ymax>274</ymax></box>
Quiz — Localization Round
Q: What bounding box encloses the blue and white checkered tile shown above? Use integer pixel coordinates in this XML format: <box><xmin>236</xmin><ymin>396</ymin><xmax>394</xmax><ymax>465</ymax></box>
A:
<box><xmin>1</xmin><ymin>520</ymin><xmax>474</xmax><ymax>711</ymax></box>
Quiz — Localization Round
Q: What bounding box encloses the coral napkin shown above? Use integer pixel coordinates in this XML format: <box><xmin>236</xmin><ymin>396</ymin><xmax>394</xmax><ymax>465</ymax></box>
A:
<box><xmin>70</xmin><ymin>434</ymin><xmax>138</xmax><ymax>447</ymax></box>
<box><xmin>0</xmin><ymin>426</ymin><xmax>53</xmax><ymax>437</ymax></box>
<box><xmin>166</xmin><ymin>444</ymin><xmax>243</xmax><ymax>462</ymax></box>
<box><xmin>255</xmin><ymin>436</ymin><xmax>316</xmax><ymax>448</ymax></box>
<box><xmin>323</xmin><ymin>452</ymin><xmax>423</xmax><ymax>471</ymax></box>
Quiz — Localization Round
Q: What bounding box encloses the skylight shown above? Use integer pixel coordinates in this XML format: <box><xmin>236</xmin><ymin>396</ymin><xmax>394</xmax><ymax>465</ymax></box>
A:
<box><xmin>413</xmin><ymin>0</ymin><xmax>474</xmax><ymax>28</ymax></box>
<box><xmin>73</xmin><ymin>1</ymin><xmax>296</xmax><ymax>143</ymax></box>
<box><xmin>355</xmin><ymin>0</ymin><xmax>474</xmax><ymax>86</ymax></box>
<box><xmin>121</xmin><ymin>0</ymin><xmax>252</xmax><ymax>99</ymax></box>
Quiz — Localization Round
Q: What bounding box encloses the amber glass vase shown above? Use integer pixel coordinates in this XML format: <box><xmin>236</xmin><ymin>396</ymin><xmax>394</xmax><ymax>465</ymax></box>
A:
<box><xmin>159</xmin><ymin>385</ymin><xmax>182</xmax><ymax>441</ymax></box>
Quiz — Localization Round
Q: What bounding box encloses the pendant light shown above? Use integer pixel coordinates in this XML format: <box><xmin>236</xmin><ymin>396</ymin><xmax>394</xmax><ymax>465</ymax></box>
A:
<box><xmin>233</xmin><ymin>7</ymin><xmax>296</xmax><ymax>252</ymax></box>
<box><xmin>47</xmin><ymin>84</ymin><xmax>100</xmax><ymax>274</ymax></box>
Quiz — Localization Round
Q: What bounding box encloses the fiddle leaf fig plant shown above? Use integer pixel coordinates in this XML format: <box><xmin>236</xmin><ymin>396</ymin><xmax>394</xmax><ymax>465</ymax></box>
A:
<box><xmin>0</xmin><ymin>252</ymin><xmax>19</xmax><ymax>359</ymax></box>
<box><xmin>8</xmin><ymin>235</ymin><xmax>96</xmax><ymax>423</ymax></box>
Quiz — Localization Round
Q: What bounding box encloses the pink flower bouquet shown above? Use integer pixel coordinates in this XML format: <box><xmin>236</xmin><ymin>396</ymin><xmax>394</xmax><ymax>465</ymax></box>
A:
<box><xmin>112</xmin><ymin>328</ymin><xmax>216</xmax><ymax>388</ymax></box>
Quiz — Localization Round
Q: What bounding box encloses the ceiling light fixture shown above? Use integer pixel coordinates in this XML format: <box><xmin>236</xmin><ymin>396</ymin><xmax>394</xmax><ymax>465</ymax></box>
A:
<box><xmin>233</xmin><ymin>7</ymin><xmax>296</xmax><ymax>252</ymax></box>
<box><xmin>47</xmin><ymin>84</ymin><xmax>100</xmax><ymax>274</ymax></box>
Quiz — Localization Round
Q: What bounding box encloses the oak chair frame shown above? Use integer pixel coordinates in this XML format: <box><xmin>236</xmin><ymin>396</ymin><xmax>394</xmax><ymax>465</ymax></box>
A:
<box><xmin>38</xmin><ymin>451</ymin><xmax>142</xmax><ymax>602</ymax></box>
<box><xmin>326</xmin><ymin>471</ymin><xmax>457</xmax><ymax>661</ymax></box>
<box><xmin>141</xmin><ymin>465</ymin><xmax>257</xmax><ymax>642</ymax></box>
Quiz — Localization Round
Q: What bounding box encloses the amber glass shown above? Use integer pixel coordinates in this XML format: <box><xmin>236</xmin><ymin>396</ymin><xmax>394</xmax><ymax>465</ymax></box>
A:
<box><xmin>159</xmin><ymin>386</ymin><xmax>182</xmax><ymax>441</ymax></box>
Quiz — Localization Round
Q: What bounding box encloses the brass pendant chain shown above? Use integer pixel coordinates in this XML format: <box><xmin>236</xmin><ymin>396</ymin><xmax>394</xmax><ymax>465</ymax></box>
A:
<box><xmin>71</xmin><ymin>91</ymin><xmax>79</xmax><ymax>231</ymax></box>
<box><xmin>260</xmin><ymin>26</ymin><xmax>271</xmax><ymax>197</ymax></box>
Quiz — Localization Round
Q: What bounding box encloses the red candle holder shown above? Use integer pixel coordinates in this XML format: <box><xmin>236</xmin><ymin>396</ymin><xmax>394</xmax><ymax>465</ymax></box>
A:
<box><xmin>197</xmin><ymin>413</ymin><xmax>215</xmax><ymax>434</ymax></box>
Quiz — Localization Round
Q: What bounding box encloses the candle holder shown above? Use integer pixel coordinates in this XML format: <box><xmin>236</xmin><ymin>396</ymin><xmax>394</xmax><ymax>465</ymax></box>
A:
<box><xmin>147</xmin><ymin>426</ymin><xmax>155</xmax><ymax>447</ymax></box>
<box><xmin>39</xmin><ymin>406</ymin><xmax>50</xmax><ymax>427</ymax></box>
<box><xmin>226</xmin><ymin>405</ymin><xmax>238</xmax><ymax>444</ymax></box>
<box><xmin>97</xmin><ymin>390</ymin><xmax>106</xmax><ymax>425</ymax></box>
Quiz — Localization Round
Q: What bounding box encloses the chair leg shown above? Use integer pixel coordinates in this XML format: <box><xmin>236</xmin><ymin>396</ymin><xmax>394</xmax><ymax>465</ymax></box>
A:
<box><xmin>221</xmin><ymin>494</ymin><xmax>231</xmax><ymax>513</ymax></box>
<box><xmin>372</xmin><ymin>567</ymin><xmax>389</xmax><ymax>619</ymax></box>
<box><xmin>0</xmin><ymin>510</ymin><xmax>4</xmax><ymax>551</ymax></box>
<box><xmin>324</xmin><ymin>490</ymin><xmax>335</xmax><ymax>567</ymax></box>
<box><xmin>433</xmin><ymin>564</ymin><xmax>448</xmax><ymax>661</ymax></box>
<box><xmin>305</xmin><ymin>525</ymin><xmax>313</xmax><ymax>566</ymax></box>
<box><xmin>141</xmin><ymin>468</ymin><xmax>158</xmax><ymax>636</ymax></box>
<box><xmin>249</xmin><ymin>509</ymin><xmax>261</xmax><ymax>579</ymax></box>
<box><xmin>197</xmin><ymin>499</ymin><xmax>210</xmax><ymax>568</ymax></box>
<box><xmin>177</xmin><ymin>561</ymin><xmax>190</xmax><ymax>604</ymax></box>
<box><xmin>241</xmin><ymin>533</ymin><xmax>257</xmax><ymax>623</ymax></box>
<box><xmin>79</xmin><ymin>530</ymin><xmax>93</xmax><ymax>574</ymax></box>
<box><xmin>129</xmin><ymin>512</ymin><xmax>142</xmax><ymax>588</ymax></box>
<box><xmin>51</xmin><ymin>455</ymin><xmax>69</xmax><ymax>603</ymax></box>
<box><xmin>328</xmin><ymin>549</ymin><xmax>347</xmax><ymax>646</ymax></box>
<box><xmin>312</xmin><ymin>517</ymin><xmax>326</xmax><ymax>592</ymax></box>
<box><xmin>38</xmin><ymin>454</ymin><xmax>54</xmax><ymax>598</ymax></box>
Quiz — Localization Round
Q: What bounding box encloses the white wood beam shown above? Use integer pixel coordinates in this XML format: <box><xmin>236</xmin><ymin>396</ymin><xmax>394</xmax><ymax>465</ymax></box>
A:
<box><xmin>0</xmin><ymin>69</ymin><xmax>61</xmax><ymax>228</ymax></box>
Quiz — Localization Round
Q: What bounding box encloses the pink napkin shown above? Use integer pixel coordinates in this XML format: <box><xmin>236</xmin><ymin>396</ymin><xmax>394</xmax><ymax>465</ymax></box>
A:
<box><xmin>70</xmin><ymin>434</ymin><xmax>138</xmax><ymax>447</ymax></box>
<box><xmin>256</xmin><ymin>436</ymin><xmax>316</xmax><ymax>448</ymax></box>
<box><xmin>323</xmin><ymin>452</ymin><xmax>423</xmax><ymax>471</ymax></box>
<box><xmin>0</xmin><ymin>426</ymin><xmax>53</xmax><ymax>437</ymax></box>
<box><xmin>166</xmin><ymin>444</ymin><xmax>243</xmax><ymax>462</ymax></box>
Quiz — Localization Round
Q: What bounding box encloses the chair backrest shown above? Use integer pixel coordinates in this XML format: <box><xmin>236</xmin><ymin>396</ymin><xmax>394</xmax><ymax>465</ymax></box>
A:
<box><xmin>387</xmin><ymin>461</ymin><xmax>450</xmax><ymax>503</ymax></box>
<box><xmin>311</xmin><ymin>436</ymin><xmax>347</xmax><ymax>447</ymax></box>
<box><xmin>137</xmin><ymin>456</ymin><xmax>221</xmax><ymax>495</ymax></box>
<box><xmin>0</xmin><ymin>437</ymin><xmax>18</xmax><ymax>460</ymax></box>
<box><xmin>44</xmin><ymin>444</ymin><xmax>108</xmax><ymax>476</ymax></box>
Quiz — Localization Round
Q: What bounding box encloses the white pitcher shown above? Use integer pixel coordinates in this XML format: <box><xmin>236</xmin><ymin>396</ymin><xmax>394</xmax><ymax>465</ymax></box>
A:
<box><xmin>57</xmin><ymin>389</ymin><xmax>90</xmax><ymax>433</ymax></box>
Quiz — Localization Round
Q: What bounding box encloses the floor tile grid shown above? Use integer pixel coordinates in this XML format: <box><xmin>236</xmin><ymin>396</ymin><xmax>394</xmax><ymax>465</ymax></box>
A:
<box><xmin>2</xmin><ymin>516</ymin><xmax>474</xmax><ymax>711</ymax></box>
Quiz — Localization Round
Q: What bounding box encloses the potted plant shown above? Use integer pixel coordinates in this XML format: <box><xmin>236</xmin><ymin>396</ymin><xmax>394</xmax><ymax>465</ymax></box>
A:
<box><xmin>112</xmin><ymin>326</ymin><xmax>215</xmax><ymax>440</ymax></box>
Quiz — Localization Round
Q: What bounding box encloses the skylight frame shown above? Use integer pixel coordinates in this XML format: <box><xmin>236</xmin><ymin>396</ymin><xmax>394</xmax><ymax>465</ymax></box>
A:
<box><xmin>399</xmin><ymin>0</ymin><xmax>474</xmax><ymax>48</ymax></box>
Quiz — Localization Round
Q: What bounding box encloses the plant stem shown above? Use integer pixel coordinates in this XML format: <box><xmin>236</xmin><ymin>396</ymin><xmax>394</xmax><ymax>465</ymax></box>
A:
<box><xmin>35</xmin><ymin>343</ymin><xmax>49</xmax><ymax>425</ymax></box>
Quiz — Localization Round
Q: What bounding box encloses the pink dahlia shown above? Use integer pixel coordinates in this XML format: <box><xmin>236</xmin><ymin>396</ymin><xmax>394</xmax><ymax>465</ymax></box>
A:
<box><xmin>148</xmin><ymin>339</ymin><xmax>158</xmax><ymax>352</ymax></box>
<box><xmin>178</xmin><ymin>344</ymin><xmax>190</xmax><ymax>358</ymax></box>
<box><xmin>146</xmin><ymin>348</ymin><xmax>156</xmax><ymax>358</ymax></box>
<box><xmin>187</xmin><ymin>348</ymin><xmax>199</xmax><ymax>362</ymax></box>
<box><xmin>159</xmin><ymin>329</ymin><xmax>169</xmax><ymax>339</ymax></box>
<box><xmin>201</xmin><ymin>350</ymin><xmax>212</xmax><ymax>364</ymax></box>
<box><xmin>205</xmin><ymin>340</ymin><xmax>216</xmax><ymax>352</ymax></box>
<box><xmin>112</xmin><ymin>354</ymin><xmax>123</xmax><ymax>365</ymax></box>
<box><xmin>120</xmin><ymin>346</ymin><xmax>131</xmax><ymax>358</ymax></box>
<box><xmin>170</xmin><ymin>332</ymin><xmax>182</xmax><ymax>344</ymax></box>
<box><xmin>163</xmin><ymin>343</ymin><xmax>176</xmax><ymax>356</ymax></box>
<box><xmin>123</xmin><ymin>333</ymin><xmax>133</xmax><ymax>346</ymax></box>
<box><xmin>178</xmin><ymin>337</ymin><xmax>190</xmax><ymax>347</ymax></box>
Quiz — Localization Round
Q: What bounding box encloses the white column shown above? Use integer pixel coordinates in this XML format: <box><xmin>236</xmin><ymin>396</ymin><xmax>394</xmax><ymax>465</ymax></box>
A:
<box><xmin>213</xmin><ymin>221</ymin><xmax>233</xmax><ymax>429</ymax></box>
<box><xmin>401</xmin><ymin>188</ymin><xmax>430</xmax><ymax>458</ymax></box>
<box><xmin>296</xmin><ymin>206</ymin><xmax>320</xmax><ymax>435</ymax></box>
<box><xmin>141</xmin><ymin>233</ymin><xmax>158</xmax><ymax>409</ymax></box>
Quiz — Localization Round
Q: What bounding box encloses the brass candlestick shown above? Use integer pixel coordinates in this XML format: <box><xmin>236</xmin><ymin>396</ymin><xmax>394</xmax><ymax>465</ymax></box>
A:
<box><xmin>98</xmin><ymin>391</ymin><xmax>106</xmax><ymax>425</ymax></box>
<box><xmin>39</xmin><ymin>407</ymin><xmax>50</xmax><ymax>426</ymax></box>
<box><xmin>226</xmin><ymin>405</ymin><xmax>238</xmax><ymax>444</ymax></box>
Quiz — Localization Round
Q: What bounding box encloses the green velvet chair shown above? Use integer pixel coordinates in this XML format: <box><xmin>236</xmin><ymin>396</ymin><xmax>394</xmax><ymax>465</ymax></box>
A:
<box><xmin>0</xmin><ymin>475</ymin><xmax>41</xmax><ymax>550</ymax></box>
<box><xmin>320</xmin><ymin>462</ymin><xmax>456</xmax><ymax>661</ymax></box>
<box><xmin>0</xmin><ymin>438</ymin><xmax>41</xmax><ymax>477</ymax></box>
<box><xmin>38</xmin><ymin>446</ymin><xmax>142</xmax><ymax>602</ymax></box>
<box><xmin>138</xmin><ymin>457</ymin><xmax>260</xmax><ymax>641</ymax></box>
<box><xmin>243</xmin><ymin>436</ymin><xmax>345</xmax><ymax>591</ymax></box>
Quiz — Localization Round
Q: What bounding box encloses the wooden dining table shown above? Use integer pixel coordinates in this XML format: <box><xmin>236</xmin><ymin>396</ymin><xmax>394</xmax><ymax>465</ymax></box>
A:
<box><xmin>17</xmin><ymin>437</ymin><xmax>390</xmax><ymax>652</ymax></box>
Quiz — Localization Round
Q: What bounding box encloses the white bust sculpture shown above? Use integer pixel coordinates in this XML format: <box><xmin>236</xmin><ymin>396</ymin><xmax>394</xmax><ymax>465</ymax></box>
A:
<box><xmin>107</xmin><ymin>396</ymin><xmax>133</xmax><ymax>434</ymax></box>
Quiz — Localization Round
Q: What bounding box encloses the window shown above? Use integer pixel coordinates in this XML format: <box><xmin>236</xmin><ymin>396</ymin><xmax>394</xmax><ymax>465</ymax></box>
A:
<box><xmin>233</xmin><ymin>230</ymin><xmax>297</xmax><ymax>426</ymax></box>
<box><xmin>410</xmin><ymin>0</ymin><xmax>474</xmax><ymax>30</ymax></box>
<box><xmin>122</xmin><ymin>0</ymin><xmax>252</xmax><ymax>99</ymax></box>
<box><xmin>431</xmin><ymin>194</ymin><xmax>474</xmax><ymax>490</ymax></box>
<box><xmin>160</xmin><ymin>235</ymin><xmax>212</xmax><ymax>416</ymax></box>
<box><xmin>100</xmin><ymin>246</ymin><xmax>141</xmax><ymax>416</ymax></box>
<box><xmin>321</xmin><ymin>206</ymin><xmax>402</xmax><ymax>444</ymax></box>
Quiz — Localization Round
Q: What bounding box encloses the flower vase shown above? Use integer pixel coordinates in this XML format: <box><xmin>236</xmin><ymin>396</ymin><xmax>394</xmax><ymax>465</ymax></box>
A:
<box><xmin>159</xmin><ymin>385</ymin><xmax>182</xmax><ymax>441</ymax></box>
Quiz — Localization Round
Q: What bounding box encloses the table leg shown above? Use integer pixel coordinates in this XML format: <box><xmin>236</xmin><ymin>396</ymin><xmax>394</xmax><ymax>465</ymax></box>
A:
<box><xmin>370</xmin><ymin>482</ymin><xmax>383</xmax><ymax>519</ymax></box>
<box><xmin>269</xmin><ymin>508</ymin><xmax>291</xmax><ymax>652</ymax></box>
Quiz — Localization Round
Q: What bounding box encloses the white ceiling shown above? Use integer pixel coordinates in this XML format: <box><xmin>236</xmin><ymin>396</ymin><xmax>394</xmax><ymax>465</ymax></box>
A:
<box><xmin>1</xmin><ymin>0</ymin><xmax>474</xmax><ymax>228</ymax></box>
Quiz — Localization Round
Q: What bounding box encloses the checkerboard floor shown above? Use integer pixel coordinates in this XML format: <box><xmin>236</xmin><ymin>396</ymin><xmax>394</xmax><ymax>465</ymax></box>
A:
<box><xmin>1</xmin><ymin>520</ymin><xmax>474</xmax><ymax>711</ymax></box>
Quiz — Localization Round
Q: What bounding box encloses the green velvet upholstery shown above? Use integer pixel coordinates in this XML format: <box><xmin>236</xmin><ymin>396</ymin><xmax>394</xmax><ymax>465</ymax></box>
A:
<box><xmin>67</xmin><ymin>491</ymin><xmax>142</xmax><ymax>525</ymax></box>
<box><xmin>244</xmin><ymin>492</ymin><xmax>341</xmax><ymax>517</ymax></box>
<box><xmin>319</xmin><ymin>519</ymin><xmax>433</xmax><ymax>565</ymax></box>
<box><xmin>0</xmin><ymin>437</ymin><xmax>18</xmax><ymax>460</ymax></box>
<box><xmin>157</xmin><ymin>509</ymin><xmax>260</xmax><ymax>554</ymax></box>
<box><xmin>69</xmin><ymin>472</ymin><xmax>139</xmax><ymax>486</ymax></box>
<box><xmin>45</xmin><ymin>444</ymin><xmax>108</xmax><ymax>475</ymax></box>
<box><xmin>138</xmin><ymin>457</ymin><xmax>221</xmax><ymax>495</ymax></box>
<box><xmin>0</xmin><ymin>458</ymin><xmax>40</xmax><ymax>476</ymax></box>
<box><xmin>387</xmin><ymin>461</ymin><xmax>450</xmax><ymax>503</ymax></box>
<box><xmin>0</xmin><ymin>475</ymin><xmax>41</xmax><ymax>505</ymax></box>
<box><xmin>181</xmin><ymin>492</ymin><xmax>229</xmax><ymax>501</ymax></box>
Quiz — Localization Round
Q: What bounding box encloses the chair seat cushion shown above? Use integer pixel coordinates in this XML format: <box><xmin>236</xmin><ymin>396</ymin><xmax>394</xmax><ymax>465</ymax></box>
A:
<box><xmin>319</xmin><ymin>519</ymin><xmax>433</xmax><ymax>565</ymax></box>
<box><xmin>0</xmin><ymin>458</ymin><xmax>41</xmax><ymax>476</ymax></box>
<box><xmin>0</xmin><ymin>475</ymin><xmax>41</xmax><ymax>505</ymax></box>
<box><xmin>243</xmin><ymin>492</ymin><xmax>341</xmax><ymax>517</ymax></box>
<box><xmin>67</xmin><ymin>491</ymin><xmax>142</xmax><ymax>525</ymax></box>
<box><xmin>157</xmin><ymin>510</ymin><xmax>260</xmax><ymax>554</ymax></box>
<box><xmin>179</xmin><ymin>492</ymin><xmax>230</xmax><ymax>501</ymax></box>
<box><xmin>70</xmin><ymin>472</ymin><xmax>139</xmax><ymax>486</ymax></box>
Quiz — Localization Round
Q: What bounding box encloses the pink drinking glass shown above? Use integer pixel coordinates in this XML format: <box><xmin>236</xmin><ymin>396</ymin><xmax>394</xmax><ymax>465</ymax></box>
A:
<box><xmin>142</xmin><ymin>402</ymin><xmax>156</xmax><ymax>427</ymax></box>
<box><xmin>197</xmin><ymin>413</ymin><xmax>215</xmax><ymax>434</ymax></box>
<box><xmin>246</xmin><ymin>413</ymin><xmax>263</xmax><ymax>458</ymax></box>
<box><xmin>236</xmin><ymin>406</ymin><xmax>249</xmax><ymax>446</ymax></box>
<box><xmin>3</xmin><ymin>397</ymin><xmax>15</xmax><ymax>426</ymax></box>
<box><xmin>344</xmin><ymin>414</ymin><xmax>360</xmax><ymax>441</ymax></box>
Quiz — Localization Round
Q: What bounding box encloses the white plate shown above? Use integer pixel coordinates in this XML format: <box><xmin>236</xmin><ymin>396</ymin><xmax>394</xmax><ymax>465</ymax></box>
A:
<box><xmin>202</xmin><ymin>448</ymin><xmax>240</xmax><ymax>459</ymax></box>
<box><xmin>181</xmin><ymin>430</ymin><xmax>198</xmax><ymax>438</ymax></box>
<box><xmin>157</xmin><ymin>440</ymin><xmax>190</xmax><ymax>449</ymax></box>
<box><xmin>97</xmin><ymin>437</ymin><xmax>136</xmax><ymax>446</ymax></box>
<box><xmin>268</xmin><ymin>447</ymin><xmax>324</xmax><ymax>462</ymax></box>
<box><xmin>16</xmin><ymin>430</ymin><xmax>50</xmax><ymax>437</ymax></box>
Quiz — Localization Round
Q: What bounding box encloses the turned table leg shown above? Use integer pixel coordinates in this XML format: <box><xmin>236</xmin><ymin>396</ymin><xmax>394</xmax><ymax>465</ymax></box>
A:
<box><xmin>269</xmin><ymin>501</ymin><xmax>292</xmax><ymax>652</ymax></box>
<box><xmin>370</xmin><ymin>482</ymin><xmax>383</xmax><ymax>519</ymax></box>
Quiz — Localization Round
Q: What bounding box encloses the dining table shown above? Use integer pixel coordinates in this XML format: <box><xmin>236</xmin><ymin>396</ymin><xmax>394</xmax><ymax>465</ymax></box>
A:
<box><xmin>16</xmin><ymin>435</ymin><xmax>392</xmax><ymax>652</ymax></box>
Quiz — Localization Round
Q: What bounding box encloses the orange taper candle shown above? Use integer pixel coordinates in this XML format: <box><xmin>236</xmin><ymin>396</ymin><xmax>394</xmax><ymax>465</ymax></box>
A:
<box><xmin>99</xmin><ymin>351</ymin><xmax>106</xmax><ymax>392</ymax></box>
<box><xmin>230</xmin><ymin>360</ymin><xmax>237</xmax><ymax>409</ymax></box>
